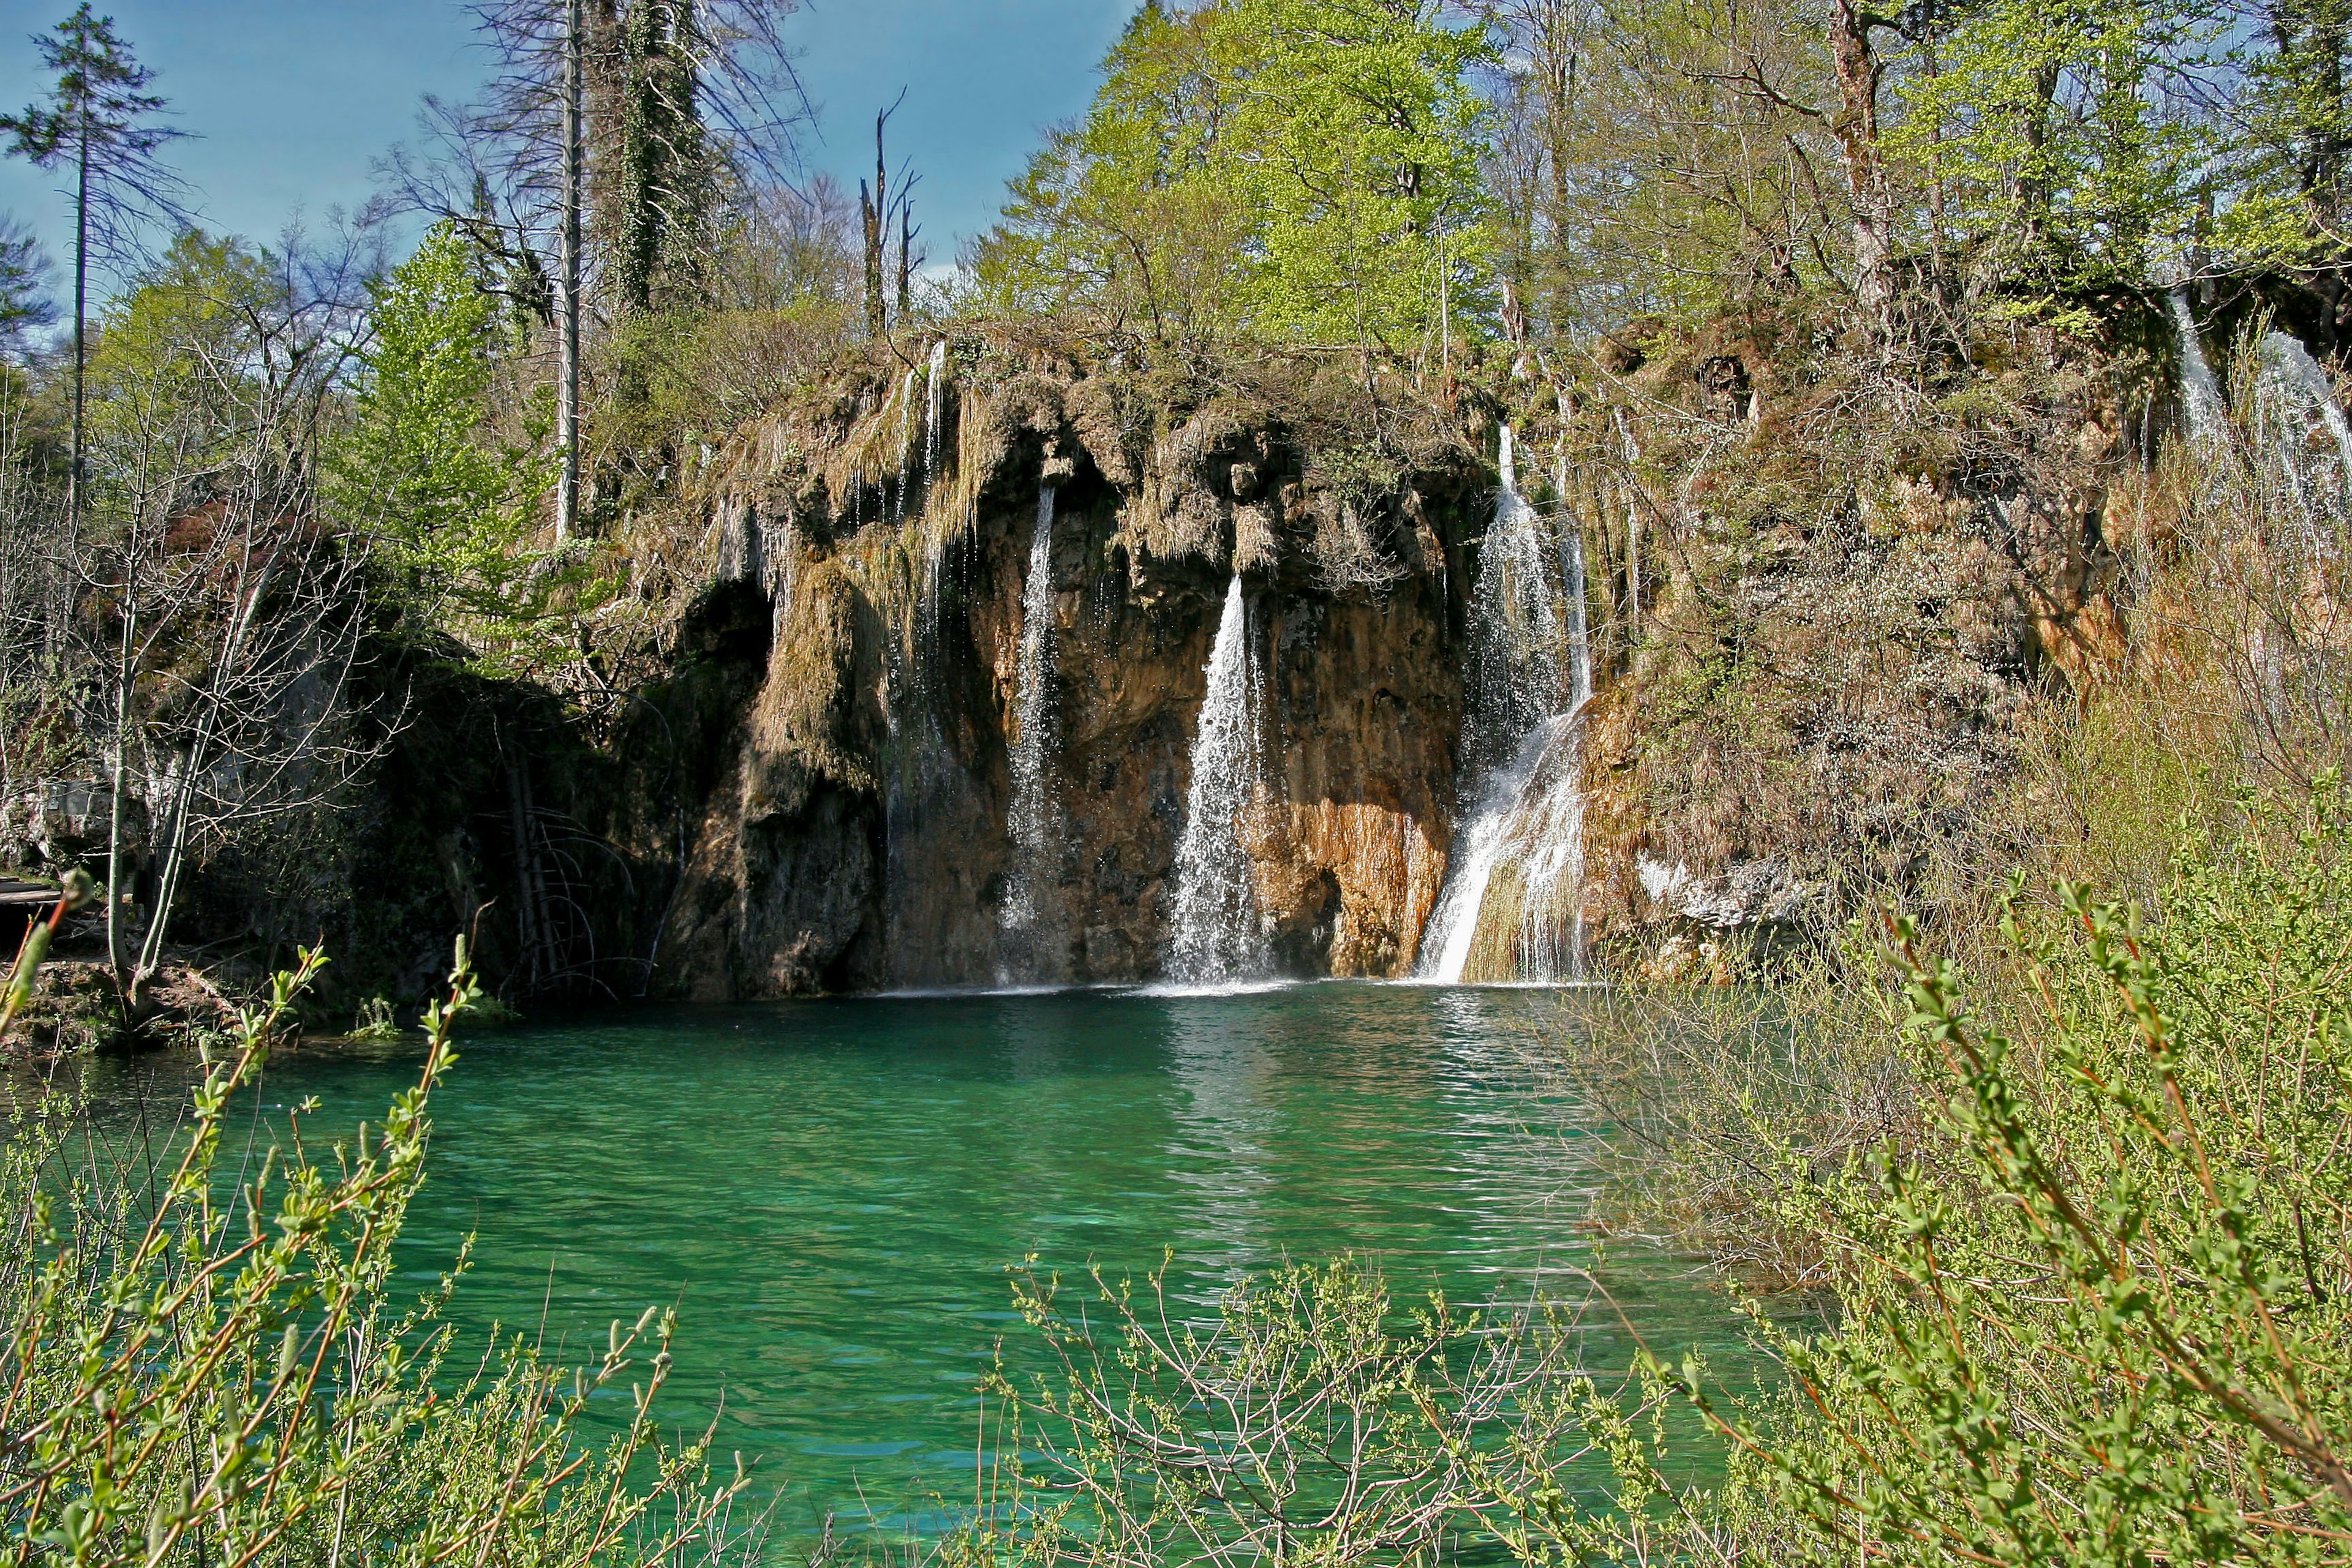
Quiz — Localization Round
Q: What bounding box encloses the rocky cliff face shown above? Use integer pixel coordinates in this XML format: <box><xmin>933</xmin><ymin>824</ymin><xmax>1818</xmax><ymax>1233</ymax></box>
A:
<box><xmin>641</xmin><ymin>347</ymin><xmax>1483</xmax><ymax>997</ymax></box>
<box><xmin>309</xmin><ymin>318</ymin><xmax>2137</xmax><ymax>1006</ymax></box>
<box><xmin>0</xmin><ymin>317</ymin><xmax>2179</xmax><ymax>1011</ymax></box>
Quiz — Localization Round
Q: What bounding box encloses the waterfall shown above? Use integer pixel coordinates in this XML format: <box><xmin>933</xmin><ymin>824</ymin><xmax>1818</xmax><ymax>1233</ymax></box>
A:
<box><xmin>1000</xmin><ymin>487</ymin><xmax>1061</xmax><ymax>973</ymax></box>
<box><xmin>892</xmin><ymin>367</ymin><xmax>919</xmax><ymax>526</ymax></box>
<box><xmin>1458</xmin><ymin>426</ymin><xmax>1561</xmax><ymax>778</ymax></box>
<box><xmin>1167</xmin><ymin>575</ymin><xmax>1271</xmax><ymax>984</ymax></box>
<box><xmin>1419</xmin><ymin>720</ymin><xmax>1555</xmax><ymax>982</ymax></box>
<box><xmin>2167</xmin><ymin>285</ymin><xmax>2227</xmax><ymax>443</ymax></box>
<box><xmin>2259</xmin><ymin>330</ymin><xmax>2352</xmax><ymax>486</ymax></box>
<box><xmin>1555</xmin><ymin>445</ymin><xmax>1592</xmax><ymax>709</ymax></box>
<box><xmin>1417</xmin><ymin>426</ymin><xmax>1591</xmax><ymax>984</ymax></box>
<box><xmin>923</xmin><ymin>340</ymin><xmax>949</xmax><ymax>496</ymax></box>
<box><xmin>917</xmin><ymin>342</ymin><xmax>954</xmax><ymax>665</ymax></box>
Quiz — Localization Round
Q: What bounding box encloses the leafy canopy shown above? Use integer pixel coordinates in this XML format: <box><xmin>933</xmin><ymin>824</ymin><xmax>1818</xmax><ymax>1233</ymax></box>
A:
<box><xmin>970</xmin><ymin>0</ymin><xmax>1491</xmax><ymax>351</ymax></box>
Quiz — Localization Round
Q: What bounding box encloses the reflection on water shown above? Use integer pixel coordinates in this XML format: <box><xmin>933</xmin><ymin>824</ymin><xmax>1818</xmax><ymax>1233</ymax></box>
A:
<box><xmin>70</xmin><ymin>982</ymin><xmax>1749</xmax><ymax>1537</ymax></box>
<box><xmin>1164</xmin><ymin>997</ymin><xmax>1280</xmax><ymax>1276</ymax></box>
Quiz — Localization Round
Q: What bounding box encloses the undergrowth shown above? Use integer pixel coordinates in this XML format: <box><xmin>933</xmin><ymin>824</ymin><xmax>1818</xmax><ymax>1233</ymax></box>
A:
<box><xmin>0</xmin><ymin>940</ymin><xmax>763</xmax><ymax>1568</ymax></box>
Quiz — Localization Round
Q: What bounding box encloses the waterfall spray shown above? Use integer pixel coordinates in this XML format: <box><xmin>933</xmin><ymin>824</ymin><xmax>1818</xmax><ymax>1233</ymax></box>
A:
<box><xmin>1167</xmin><ymin>576</ymin><xmax>1270</xmax><ymax>983</ymax></box>
<box><xmin>1000</xmin><ymin>488</ymin><xmax>1062</xmax><ymax>972</ymax></box>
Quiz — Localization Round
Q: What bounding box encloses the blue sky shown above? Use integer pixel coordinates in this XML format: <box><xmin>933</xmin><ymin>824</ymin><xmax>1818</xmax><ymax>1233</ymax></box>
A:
<box><xmin>0</xmin><ymin>0</ymin><xmax>1131</xmax><ymax>292</ymax></box>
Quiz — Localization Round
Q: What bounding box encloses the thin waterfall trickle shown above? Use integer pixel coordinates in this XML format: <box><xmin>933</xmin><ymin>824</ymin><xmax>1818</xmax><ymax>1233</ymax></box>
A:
<box><xmin>917</xmin><ymin>343</ymin><xmax>955</xmax><ymax>666</ymax></box>
<box><xmin>2167</xmin><ymin>284</ymin><xmax>2227</xmax><ymax>443</ymax></box>
<box><xmin>1000</xmin><ymin>487</ymin><xmax>1062</xmax><ymax>974</ymax></box>
<box><xmin>1418</xmin><ymin>425</ymin><xmax>1591</xmax><ymax>984</ymax></box>
<box><xmin>922</xmin><ymin>340</ymin><xmax>949</xmax><ymax>495</ymax></box>
<box><xmin>1167</xmin><ymin>575</ymin><xmax>1271</xmax><ymax>984</ymax></box>
<box><xmin>892</xmin><ymin>366</ymin><xmax>919</xmax><ymax>526</ymax></box>
<box><xmin>1555</xmin><ymin>445</ymin><xmax>1592</xmax><ymax>709</ymax></box>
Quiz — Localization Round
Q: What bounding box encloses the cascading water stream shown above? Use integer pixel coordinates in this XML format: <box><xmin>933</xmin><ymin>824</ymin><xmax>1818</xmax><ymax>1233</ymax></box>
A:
<box><xmin>916</xmin><ymin>342</ymin><xmax>954</xmax><ymax>666</ymax></box>
<box><xmin>892</xmin><ymin>366</ymin><xmax>919</xmax><ymax>526</ymax></box>
<box><xmin>1555</xmin><ymin>445</ymin><xmax>1593</xmax><ymax>710</ymax></box>
<box><xmin>2259</xmin><ymin>330</ymin><xmax>2352</xmax><ymax>485</ymax></box>
<box><xmin>1167</xmin><ymin>575</ymin><xmax>1271</xmax><ymax>984</ymax></box>
<box><xmin>2167</xmin><ymin>284</ymin><xmax>2227</xmax><ymax>443</ymax></box>
<box><xmin>999</xmin><ymin>487</ymin><xmax>1062</xmax><ymax>975</ymax></box>
<box><xmin>922</xmin><ymin>341</ymin><xmax>948</xmax><ymax>495</ymax></box>
<box><xmin>1417</xmin><ymin>426</ymin><xmax>1591</xmax><ymax>984</ymax></box>
<box><xmin>1418</xmin><ymin>720</ymin><xmax>1559</xmax><ymax>984</ymax></box>
<box><xmin>1518</xmin><ymin>460</ymin><xmax>1593</xmax><ymax>979</ymax></box>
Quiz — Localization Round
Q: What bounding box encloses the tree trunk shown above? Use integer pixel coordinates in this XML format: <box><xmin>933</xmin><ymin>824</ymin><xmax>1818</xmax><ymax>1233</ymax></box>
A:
<box><xmin>104</xmin><ymin>602</ymin><xmax>133</xmax><ymax>1011</ymax></box>
<box><xmin>70</xmin><ymin>115</ymin><xmax>88</xmax><ymax>552</ymax></box>
<box><xmin>1829</xmin><ymin>0</ymin><xmax>1893</xmax><ymax>336</ymax></box>
<box><xmin>862</xmin><ymin>110</ymin><xmax>888</xmax><ymax>337</ymax></box>
<box><xmin>898</xmin><ymin>202</ymin><xmax>914</xmax><ymax>318</ymax></box>
<box><xmin>557</xmin><ymin>0</ymin><xmax>582</xmax><ymax>543</ymax></box>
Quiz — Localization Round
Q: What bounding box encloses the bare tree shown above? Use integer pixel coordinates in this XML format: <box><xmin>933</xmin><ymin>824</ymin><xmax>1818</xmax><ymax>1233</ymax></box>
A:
<box><xmin>382</xmin><ymin>0</ymin><xmax>810</xmax><ymax>532</ymax></box>
<box><xmin>64</xmin><ymin>227</ymin><xmax>383</xmax><ymax>1016</ymax></box>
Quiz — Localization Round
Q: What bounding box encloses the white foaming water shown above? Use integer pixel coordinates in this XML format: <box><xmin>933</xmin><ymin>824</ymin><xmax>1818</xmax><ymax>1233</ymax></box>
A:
<box><xmin>1507</xmin><ymin>715</ymin><xmax>1590</xmax><ymax>981</ymax></box>
<box><xmin>1419</xmin><ymin>718</ymin><xmax>1558</xmax><ymax>983</ymax></box>
<box><xmin>1461</xmin><ymin>426</ymin><xmax>1561</xmax><ymax>776</ymax></box>
<box><xmin>922</xmin><ymin>340</ymin><xmax>949</xmax><ymax>496</ymax></box>
<box><xmin>1418</xmin><ymin>426</ymin><xmax>1591</xmax><ymax>984</ymax></box>
<box><xmin>1000</xmin><ymin>488</ymin><xmax>1061</xmax><ymax>971</ymax></box>
<box><xmin>2258</xmin><ymin>330</ymin><xmax>2352</xmax><ymax>487</ymax></box>
<box><xmin>2168</xmin><ymin>285</ymin><xmax>2226</xmax><ymax>443</ymax></box>
<box><xmin>1167</xmin><ymin>575</ymin><xmax>1272</xmax><ymax>983</ymax></box>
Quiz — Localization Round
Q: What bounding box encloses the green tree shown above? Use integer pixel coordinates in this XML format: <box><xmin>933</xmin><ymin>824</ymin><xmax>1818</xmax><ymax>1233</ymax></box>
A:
<box><xmin>971</xmin><ymin>0</ymin><xmax>1491</xmax><ymax>352</ymax></box>
<box><xmin>0</xmin><ymin>213</ymin><xmax>53</xmax><ymax>353</ymax></box>
<box><xmin>0</xmin><ymin>4</ymin><xmax>188</xmax><ymax>539</ymax></box>
<box><xmin>2222</xmin><ymin>0</ymin><xmax>2352</xmax><ymax>323</ymax></box>
<box><xmin>82</xmin><ymin>230</ymin><xmax>281</xmax><ymax>494</ymax></box>
<box><xmin>330</xmin><ymin>222</ymin><xmax>559</xmax><ymax>667</ymax></box>
<box><xmin>1890</xmin><ymin>0</ymin><xmax>2203</xmax><ymax>317</ymax></box>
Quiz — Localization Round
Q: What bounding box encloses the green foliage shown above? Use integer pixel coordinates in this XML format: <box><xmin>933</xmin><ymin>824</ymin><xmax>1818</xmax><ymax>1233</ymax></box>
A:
<box><xmin>969</xmin><ymin>0</ymin><xmax>1490</xmax><ymax>350</ymax></box>
<box><xmin>1889</xmin><ymin>0</ymin><xmax>2207</xmax><ymax>309</ymax></box>
<box><xmin>84</xmin><ymin>230</ymin><xmax>283</xmax><ymax>492</ymax></box>
<box><xmin>2221</xmin><ymin>0</ymin><xmax>2352</xmax><ymax>270</ymax></box>
<box><xmin>971</xmin><ymin>1254</ymin><xmax>1635</xmax><ymax>1566</ymax></box>
<box><xmin>0</xmin><ymin>214</ymin><xmax>53</xmax><ymax>352</ymax></box>
<box><xmin>328</xmin><ymin>222</ymin><xmax>594</xmax><ymax>675</ymax></box>
<box><xmin>1656</xmin><ymin>786</ymin><xmax>2352</xmax><ymax>1561</ymax></box>
<box><xmin>0</xmin><ymin>940</ymin><xmax>756</xmax><ymax>1566</ymax></box>
<box><xmin>609</xmin><ymin>0</ymin><xmax>714</xmax><ymax>319</ymax></box>
<box><xmin>0</xmin><ymin>4</ymin><xmax>187</xmax><ymax>271</ymax></box>
<box><xmin>349</xmin><ymin>994</ymin><xmax>402</xmax><ymax>1041</ymax></box>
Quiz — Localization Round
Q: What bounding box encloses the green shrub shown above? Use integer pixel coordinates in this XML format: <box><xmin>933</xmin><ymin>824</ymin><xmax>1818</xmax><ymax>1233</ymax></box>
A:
<box><xmin>0</xmin><ymin>942</ymin><xmax>755</xmax><ymax>1567</ymax></box>
<box><xmin>348</xmin><ymin>995</ymin><xmax>402</xmax><ymax>1041</ymax></box>
<box><xmin>1653</xmin><ymin>780</ymin><xmax>2352</xmax><ymax>1562</ymax></box>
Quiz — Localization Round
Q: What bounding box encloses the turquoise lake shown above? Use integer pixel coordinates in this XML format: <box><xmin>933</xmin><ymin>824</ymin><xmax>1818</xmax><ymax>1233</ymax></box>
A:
<box><xmin>80</xmin><ymin>982</ymin><xmax>1749</xmax><ymax>1540</ymax></box>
